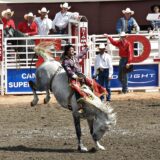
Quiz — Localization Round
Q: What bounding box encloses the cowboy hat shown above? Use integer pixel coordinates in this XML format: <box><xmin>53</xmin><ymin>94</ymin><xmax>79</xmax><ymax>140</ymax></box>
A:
<box><xmin>150</xmin><ymin>4</ymin><xmax>160</xmax><ymax>13</ymax></box>
<box><xmin>119</xmin><ymin>31</ymin><xmax>126</xmax><ymax>37</ymax></box>
<box><xmin>122</xmin><ymin>8</ymin><xmax>134</xmax><ymax>15</ymax></box>
<box><xmin>99</xmin><ymin>43</ymin><xmax>106</xmax><ymax>49</ymax></box>
<box><xmin>60</xmin><ymin>2</ymin><xmax>71</xmax><ymax>10</ymax></box>
<box><xmin>38</xmin><ymin>7</ymin><xmax>49</xmax><ymax>14</ymax></box>
<box><xmin>1</xmin><ymin>8</ymin><xmax>14</xmax><ymax>17</ymax></box>
<box><xmin>24</xmin><ymin>12</ymin><xmax>36</xmax><ymax>20</ymax></box>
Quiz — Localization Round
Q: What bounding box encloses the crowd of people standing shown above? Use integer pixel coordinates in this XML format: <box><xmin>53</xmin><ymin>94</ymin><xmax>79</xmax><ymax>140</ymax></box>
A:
<box><xmin>1</xmin><ymin>2</ymin><xmax>79</xmax><ymax>37</ymax></box>
<box><xmin>1</xmin><ymin>2</ymin><xmax>159</xmax><ymax>104</ymax></box>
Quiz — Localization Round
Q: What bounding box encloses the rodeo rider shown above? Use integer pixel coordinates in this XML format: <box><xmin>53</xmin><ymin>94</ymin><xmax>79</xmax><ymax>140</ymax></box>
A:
<box><xmin>62</xmin><ymin>44</ymin><xmax>107</xmax><ymax>112</ymax></box>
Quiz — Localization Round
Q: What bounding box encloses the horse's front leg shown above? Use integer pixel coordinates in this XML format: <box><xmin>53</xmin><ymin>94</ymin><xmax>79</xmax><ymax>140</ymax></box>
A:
<box><xmin>29</xmin><ymin>81</ymin><xmax>39</xmax><ymax>106</ymax></box>
<box><xmin>87</xmin><ymin>119</ymin><xmax>105</xmax><ymax>151</ymax></box>
<box><xmin>73</xmin><ymin>115</ymin><xmax>88</xmax><ymax>152</ymax></box>
<box><xmin>44</xmin><ymin>89</ymin><xmax>51</xmax><ymax>104</ymax></box>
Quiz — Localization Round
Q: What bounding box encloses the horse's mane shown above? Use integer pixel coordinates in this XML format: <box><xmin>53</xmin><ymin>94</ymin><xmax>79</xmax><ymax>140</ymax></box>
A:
<box><xmin>78</xmin><ymin>85</ymin><xmax>116</xmax><ymax>127</ymax></box>
<box><xmin>34</xmin><ymin>41</ymin><xmax>55</xmax><ymax>61</ymax></box>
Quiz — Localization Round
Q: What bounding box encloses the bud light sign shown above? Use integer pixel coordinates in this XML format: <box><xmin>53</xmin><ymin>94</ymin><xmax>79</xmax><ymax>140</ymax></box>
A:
<box><xmin>92</xmin><ymin>64</ymin><xmax>159</xmax><ymax>88</ymax></box>
<box><xmin>7</xmin><ymin>68</ymin><xmax>36</xmax><ymax>93</ymax></box>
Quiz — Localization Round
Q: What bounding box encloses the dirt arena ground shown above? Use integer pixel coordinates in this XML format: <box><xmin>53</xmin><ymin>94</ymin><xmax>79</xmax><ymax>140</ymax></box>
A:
<box><xmin>0</xmin><ymin>92</ymin><xmax>159</xmax><ymax>160</ymax></box>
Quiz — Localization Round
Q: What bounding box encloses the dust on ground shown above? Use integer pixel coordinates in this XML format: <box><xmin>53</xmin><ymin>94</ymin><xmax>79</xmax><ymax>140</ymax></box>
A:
<box><xmin>0</xmin><ymin>92</ymin><xmax>159</xmax><ymax>160</ymax></box>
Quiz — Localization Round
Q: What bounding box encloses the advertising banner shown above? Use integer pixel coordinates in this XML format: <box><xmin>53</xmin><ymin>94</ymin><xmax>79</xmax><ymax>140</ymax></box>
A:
<box><xmin>91</xmin><ymin>64</ymin><xmax>159</xmax><ymax>88</ymax></box>
<box><xmin>7</xmin><ymin>68</ymin><xmax>36</xmax><ymax>93</ymax></box>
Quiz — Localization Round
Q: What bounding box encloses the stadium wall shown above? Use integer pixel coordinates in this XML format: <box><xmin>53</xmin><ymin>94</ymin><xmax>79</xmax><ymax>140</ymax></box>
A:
<box><xmin>0</xmin><ymin>0</ymin><xmax>159</xmax><ymax>34</ymax></box>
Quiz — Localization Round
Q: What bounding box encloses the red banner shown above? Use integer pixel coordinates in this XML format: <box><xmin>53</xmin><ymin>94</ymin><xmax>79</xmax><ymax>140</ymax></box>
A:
<box><xmin>0</xmin><ymin>29</ymin><xmax>3</xmax><ymax>61</ymax></box>
<box><xmin>80</xmin><ymin>27</ymin><xmax>87</xmax><ymax>51</ymax></box>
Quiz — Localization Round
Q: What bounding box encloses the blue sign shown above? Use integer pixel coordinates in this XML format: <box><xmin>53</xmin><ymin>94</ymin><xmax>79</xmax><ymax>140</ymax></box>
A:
<box><xmin>7</xmin><ymin>68</ymin><xmax>36</xmax><ymax>93</ymax></box>
<box><xmin>91</xmin><ymin>64</ymin><xmax>159</xmax><ymax>88</ymax></box>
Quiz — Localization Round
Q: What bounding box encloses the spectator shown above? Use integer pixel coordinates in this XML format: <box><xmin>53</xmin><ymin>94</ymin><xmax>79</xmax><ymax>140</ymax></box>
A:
<box><xmin>17</xmin><ymin>12</ymin><xmax>38</xmax><ymax>58</ymax></box>
<box><xmin>52</xmin><ymin>2</ymin><xmax>79</xmax><ymax>34</ymax></box>
<box><xmin>35</xmin><ymin>7</ymin><xmax>52</xmax><ymax>35</ymax></box>
<box><xmin>116</xmin><ymin>8</ymin><xmax>140</xmax><ymax>34</ymax></box>
<box><xmin>1</xmin><ymin>8</ymin><xmax>15</xmax><ymax>29</ymax></box>
<box><xmin>18</xmin><ymin>12</ymin><xmax>38</xmax><ymax>36</ymax></box>
<box><xmin>150</xmin><ymin>4</ymin><xmax>160</xmax><ymax>30</ymax></box>
<box><xmin>1</xmin><ymin>9</ymin><xmax>15</xmax><ymax>37</ymax></box>
<box><xmin>105</xmin><ymin>32</ymin><xmax>133</xmax><ymax>94</ymax></box>
<box><xmin>93</xmin><ymin>43</ymin><xmax>113</xmax><ymax>102</ymax></box>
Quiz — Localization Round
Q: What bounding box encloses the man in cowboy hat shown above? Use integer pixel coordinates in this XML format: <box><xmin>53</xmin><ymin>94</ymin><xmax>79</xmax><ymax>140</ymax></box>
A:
<box><xmin>93</xmin><ymin>43</ymin><xmax>113</xmax><ymax>102</ymax></box>
<box><xmin>1</xmin><ymin>8</ymin><xmax>15</xmax><ymax>29</ymax></box>
<box><xmin>150</xmin><ymin>4</ymin><xmax>160</xmax><ymax>30</ymax></box>
<box><xmin>18</xmin><ymin>12</ymin><xmax>38</xmax><ymax>36</ymax></box>
<box><xmin>52</xmin><ymin>2</ymin><xmax>79</xmax><ymax>34</ymax></box>
<box><xmin>35</xmin><ymin>7</ymin><xmax>52</xmax><ymax>35</ymax></box>
<box><xmin>104</xmin><ymin>32</ymin><xmax>133</xmax><ymax>94</ymax></box>
<box><xmin>1</xmin><ymin>8</ymin><xmax>16</xmax><ymax>37</ymax></box>
<box><xmin>116</xmin><ymin>7</ymin><xmax>140</xmax><ymax>34</ymax></box>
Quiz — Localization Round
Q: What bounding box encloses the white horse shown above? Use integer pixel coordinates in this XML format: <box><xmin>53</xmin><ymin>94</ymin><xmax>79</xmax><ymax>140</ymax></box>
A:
<box><xmin>29</xmin><ymin>43</ymin><xmax>116</xmax><ymax>152</ymax></box>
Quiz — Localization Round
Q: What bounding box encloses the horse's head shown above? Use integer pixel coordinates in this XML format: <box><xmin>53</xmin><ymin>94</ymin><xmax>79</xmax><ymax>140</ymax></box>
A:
<box><xmin>92</xmin><ymin>113</ymin><xmax>109</xmax><ymax>141</ymax></box>
<box><xmin>92</xmin><ymin>105</ymin><xmax>116</xmax><ymax>141</ymax></box>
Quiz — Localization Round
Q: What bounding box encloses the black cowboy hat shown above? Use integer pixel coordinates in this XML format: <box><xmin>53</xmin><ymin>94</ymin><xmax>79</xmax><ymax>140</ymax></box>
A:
<box><xmin>64</xmin><ymin>44</ymin><xmax>73</xmax><ymax>53</ymax></box>
<box><xmin>61</xmin><ymin>44</ymin><xmax>74</xmax><ymax>58</ymax></box>
<box><xmin>151</xmin><ymin>4</ymin><xmax>160</xmax><ymax>13</ymax></box>
<box><xmin>61</xmin><ymin>44</ymin><xmax>74</xmax><ymax>61</ymax></box>
<box><xmin>123</xmin><ymin>65</ymin><xmax>134</xmax><ymax>73</ymax></box>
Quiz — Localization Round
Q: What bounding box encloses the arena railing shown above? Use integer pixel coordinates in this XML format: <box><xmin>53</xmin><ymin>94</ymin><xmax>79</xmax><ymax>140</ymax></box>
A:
<box><xmin>89</xmin><ymin>32</ymin><xmax>160</xmax><ymax>66</ymax></box>
<box><xmin>88</xmin><ymin>32</ymin><xmax>160</xmax><ymax>91</ymax></box>
<box><xmin>1</xmin><ymin>33</ymin><xmax>160</xmax><ymax>95</ymax></box>
<box><xmin>1</xmin><ymin>35</ymin><xmax>78</xmax><ymax>95</ymax></box>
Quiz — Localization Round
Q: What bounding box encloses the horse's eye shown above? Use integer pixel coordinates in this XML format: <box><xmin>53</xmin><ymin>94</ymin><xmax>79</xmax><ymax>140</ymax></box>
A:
<box><xmin>100</xmin><ymin>128</ymin><xmax>105</xmax><ymax>131</ymax></box>
<box><xmin>100</xmin><ymin>126</ymin><xmax>106</xmax><ymax>131</ymax></box>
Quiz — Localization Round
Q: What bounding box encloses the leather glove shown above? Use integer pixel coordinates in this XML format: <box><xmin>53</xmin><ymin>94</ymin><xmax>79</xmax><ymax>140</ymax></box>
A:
<box><xmin>72</xmin><ymin>74</ymin><xmax>78</xmax><ymax>79</ymax></box>
<box><xmin>93</xmin><ymin>75</ymin><xmax>97</xmax><ymax>79</ymax></box>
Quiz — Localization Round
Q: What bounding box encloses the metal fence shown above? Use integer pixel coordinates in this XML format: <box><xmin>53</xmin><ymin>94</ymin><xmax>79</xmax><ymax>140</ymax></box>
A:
<box><xmin>1</xmin><ymin>35</ymin><xmax>78</xmax><ymax>94</ymax></box>
<box><xmin>0</xmin><ymin>33</ymin><xmax>160</xmax><ymax>95</ymax></box>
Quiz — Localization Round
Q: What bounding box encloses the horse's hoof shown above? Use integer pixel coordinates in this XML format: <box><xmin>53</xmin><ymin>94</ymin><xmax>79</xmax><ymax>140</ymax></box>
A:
<box><xmin>97</xmin><ymin>145</ymin><xmax>105</xmax><ymax>151</ymax></box>
<box><xmin>96</xmin><ymin>141</ymin><xmax>106</xmax><ymax>151</ymax></box>
<box><xmin>44</xmin><ymin>99</ymin><xmax>47</xmax><ymax>104</ymax></box>
<box><xmin>31</xmin><ymin>99</ymin><xmax>39</xmax><ymax>107</ymax></box>
<box><xmin>78</xmin><ymin>145</ymin><xmax>88</xmax><ymax>152</ymax></box>
<box><xmin>44</xmin><ymin>97</ymin><xmax>50</xmax><ymax>104</ymax></box>
<box><xmin>99</xmin><ymin>146</ymin><xmax>105</xmax><ymax>150</ymax></box>
<box><xmin>31</xmin><ymin>102</ymin><xmax>35</xmax><ymax>107</ymax></box>
<box><xmin>44</xmin><ymin>99</ymin><xmax>48</xmax><ymax>104</ymax></box>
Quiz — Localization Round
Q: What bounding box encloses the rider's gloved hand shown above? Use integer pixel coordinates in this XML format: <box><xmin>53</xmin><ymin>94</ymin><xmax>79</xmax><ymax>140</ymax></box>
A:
<box><xmin>72</xmin><ymin>74</ymin><xmax>78</xmax><ymax>79</ymax></box>
<box><xmin>93</xmin><ymin>74</ymin><xmax>97</xmax><ymax>79</ymax></box>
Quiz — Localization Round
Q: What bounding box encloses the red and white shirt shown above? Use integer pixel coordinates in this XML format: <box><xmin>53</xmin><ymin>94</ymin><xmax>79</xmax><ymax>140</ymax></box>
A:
<box><xmin>17</xmin><ymin>21</ymin><xmax>38</xmax><ymax>36</ymax></box>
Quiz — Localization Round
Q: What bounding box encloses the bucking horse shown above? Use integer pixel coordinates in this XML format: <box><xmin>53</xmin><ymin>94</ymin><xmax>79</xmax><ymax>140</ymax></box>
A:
<box><xmin>29</xmin><ymin>42</ymin><xmax>116</xmax><ymax>152</ymax></box>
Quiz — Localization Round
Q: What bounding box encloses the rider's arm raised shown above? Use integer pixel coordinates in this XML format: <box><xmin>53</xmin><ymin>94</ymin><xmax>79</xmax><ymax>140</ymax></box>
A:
<box><xmin>76</xmin><ymin>47</ymin><xmax>89</xmax><ymax>60</ymax></box>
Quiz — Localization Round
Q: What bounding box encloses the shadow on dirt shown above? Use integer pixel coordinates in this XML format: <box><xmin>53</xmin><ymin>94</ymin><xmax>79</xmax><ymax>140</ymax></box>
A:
<box><xmin>0</xmin><ymin>145</ymin><xmax>96</xmax><ymax>153</ymax></box>
<box><xmin>0</xmin><ymin>145</ymin><xmax>77</xmax><ymax>153</ymax></box>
